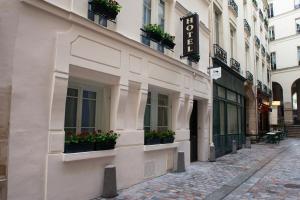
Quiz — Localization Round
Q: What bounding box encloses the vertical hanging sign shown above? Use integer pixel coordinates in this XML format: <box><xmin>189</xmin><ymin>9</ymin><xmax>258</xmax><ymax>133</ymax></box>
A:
<box><xmin>181</xmin><ymin>13</ymin><xmax>199</xmax><ymax>57</ymax></box>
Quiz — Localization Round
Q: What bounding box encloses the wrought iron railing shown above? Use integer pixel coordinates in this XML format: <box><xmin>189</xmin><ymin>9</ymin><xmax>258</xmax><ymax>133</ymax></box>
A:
<box><xmin>246</xmin><ymin>71</ymin><xmax>253</xmax><ymax>83</ymax></box>
<box><xmin>214</xmin><ymin>44</ymin><xmax>227</xmax><ymax>64</ymax></box>
<box><xmin>244</xmin><ymin>19</ymin><xmax>251</xmax><ymax>35</ymax></box>
<box><xmin>228</xmin><ymin>0</ymin><xmax>238</xmax><ymax>16</ymax></box>
<box><xmin>259</xmin><ymin>9</ymin><xmax>264</xmax><ymax>21</ymax></box>
<box><xmin>252</xmin><ymin>0</ymin><xmax>258</xmax><ymax>9</ymax></box>
<box><xmin>257</xmin><ymin>80</ymin><xmax>262</xmax><ymax>90</ymax></box>
<box><xmin>230</xmin><ymin>58</ymin><xmax>241</xmax><ymax>73</ymax></box>
<box><xmin>266</xmin><ymin>53</ymin><xmax>271</xmax><ymax>63</ymax></box>
<box><xmin>261</xmin><ymin>45</ymin><xmax>266</xmax><ymax>57</ymax></box>
<box><xmin>254</xmin><ymin>36</ymin><xmax>260</xmax><ymax>48</ymax></box>
<box><xmin>263</xmin><ymin>84</ymin><xmax>268</xmax><ymax>93</ymax></box>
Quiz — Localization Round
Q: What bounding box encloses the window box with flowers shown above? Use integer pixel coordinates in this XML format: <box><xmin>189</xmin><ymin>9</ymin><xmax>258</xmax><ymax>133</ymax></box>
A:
<box><xmin>142</xmin><ymin>24</ymin><xmax>176</xmax><ymax>50</ymax></box>
<box><xmin>89</xmin><ymin>0</ymin><xmax>122</xmax><ymax>20</ymax></box>
<box><xmin>64</xmin><ymin>131</ymin><xmax>119</xmax><ymax>153</ymax></box>
<box><xmin>144</xmin><ymin>130</ymin><xmax>175</xmax><ymax>145</ymax></box>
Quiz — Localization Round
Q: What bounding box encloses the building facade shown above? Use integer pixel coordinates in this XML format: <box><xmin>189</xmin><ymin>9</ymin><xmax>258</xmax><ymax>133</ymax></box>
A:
<box><xmin>268</xmin><ymin>0</ymin><xmax>300</xmax><ymax>130</ymax></box>
<box><xmin>210</xmin><ymin>0</ymin><xmax>272</xmax><ymax>157</ymax></box>
<box><xmin>0</xmin><ymin>0</ymin><xmax>212</xmax><ymax>199</ymax></box>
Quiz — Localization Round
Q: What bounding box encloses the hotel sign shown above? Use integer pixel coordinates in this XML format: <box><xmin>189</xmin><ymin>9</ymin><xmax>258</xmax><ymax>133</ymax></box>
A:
<box><xmin>181</xmin><ymin>13</ymin><xmax>199</xmax><ymax>57</ymax></box>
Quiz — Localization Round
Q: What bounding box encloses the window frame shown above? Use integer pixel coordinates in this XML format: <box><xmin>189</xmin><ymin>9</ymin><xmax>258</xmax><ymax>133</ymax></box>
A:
<box><xmin>271</xmin><ymin>52</ymin><xmax>277</xmax><ymax>70</ymax></box>
<box><xmin>143</xmin><ymin>90</ymin><xmax>172</xmax><ymax>132</ymax></box>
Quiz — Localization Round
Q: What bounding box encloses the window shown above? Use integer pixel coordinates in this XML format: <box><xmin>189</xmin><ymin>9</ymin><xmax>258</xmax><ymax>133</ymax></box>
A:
<box><xmin>157</xmin><ymin>0</ymin><xmax>165</xmax><ymax>52</ymax></box>
<box><xmin>269</xmin><ymin>26</ymin><xmax>275</xmax><ymax>41</ymax></box>
<box><xmin>295</xmin><ymin>0</ymin><xmax>300</xmax><ymax>9</ymax></box>
<box><xmin>64</xmin><ymin>84</ymin><xmax>110</xmax><ymax>134</ymax></box>
<box><xmin>230</xmin><ymin>27</ymin><xmax>236</xmax><ymax>58</ymax></box>
<box><xmin>144</xmin><ymin>91</ymin><xmax>171</xmax><ymax>132</ymax></box>
<box><xmin>298</xmin><ymin>46</ymin><xmax>300</xmax><ymax>65</ymax></box>
<box><xmin>88</xmin><ymin>0</ymin><xmax>107</xmax><ymax>27</ymax></box>
<box><xmin>142</xmin><ymin>0</ymin><xmax>151</xmax><ymax>46</ymax></box>
<box><xmin>268</xmin><ymin>3</ymin><xmax>274</xmax><ymax>18</ymax></box>
<box><xmin>227</xmin><ymin>104</ymin><xmax>238</xmax><ymax>134</ymax></box>
<box><xmin>271</xmin><ymin>52</ymin><xmax>276</xmax><ymax>70</ymax></box>
<box><xmin>215</xmin><ymin>12</ymin><xmax>220</xmax><ymax>44</ymax></box>
<box><xmin>296</xmin><ymin>18</ymin><xmax>300</xmax><ymax>34</ymax></box>
<box><xmin>245</xmin><ymin>45</ymin><xmax>249</xmax><ymax>68</ymax></box>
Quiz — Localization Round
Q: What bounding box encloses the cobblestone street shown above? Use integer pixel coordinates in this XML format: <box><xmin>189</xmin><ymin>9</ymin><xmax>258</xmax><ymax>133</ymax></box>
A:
<box><xmin>96</xmin><ymin>139</ymin><xmax>300</xmax><ymax>200</ymax></box>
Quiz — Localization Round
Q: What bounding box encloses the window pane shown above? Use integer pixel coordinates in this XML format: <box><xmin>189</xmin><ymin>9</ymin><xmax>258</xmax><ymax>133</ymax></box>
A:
<box><xmin>227</xmin><ymin>90</ymin><xmax>237</xmax><ymax>102</ymax></box>
<box><xmin>64</xmin><ymin>96</ymin><xmax>78</xmax><ymax>128</ymax></box>
<box><xmin>81</xmin><ymin>98</ymin><xmax>96</xmax><ymax>129</ymax></box>
<box><xmin>83</xmin><ymin>90</ymin><xmax>96</xmax><ymax>99</ymax></box>
<box><xmin>218</xmin><ymin>86</ymin><xmax>225</xmax><ymax>98</ymax></box>
<box><xmin>238</xmin><ymin>107</ymin><xmax>242</xmax><ymax>133</ymax></box>
<box><xmin>227</xmin><ymin>104</ymin><xmax>238</xmax><ymax>134</ymax></box>
<box><xmin>67</xmin><ymin>88</ymin><xmax>78</xmax><ymax>97</ymax></box>
<box><xmin>158</xmin><ymin>94</ymin><xmax>168</xmax><ymax>106</ymax></box>
<box><xmin>144</xmin><ymin>105</ymin><xmax>151</xmax><ymax>127</ymax></box>
<box><xmin>220</xmin><ymin>101</ymin><xmax>225</xmax><ymax>135</ymax></box>
<box><xmin>158</xmin><ymin>107</ymin><xmax>168</xmax><ymax>127</ymax></box>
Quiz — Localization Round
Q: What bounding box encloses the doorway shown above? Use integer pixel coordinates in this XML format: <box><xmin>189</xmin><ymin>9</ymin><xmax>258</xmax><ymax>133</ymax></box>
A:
<box><xmin>190</xmin><ymin>100</ymin><xmax>198</xmax><ymax>162</ymax></box>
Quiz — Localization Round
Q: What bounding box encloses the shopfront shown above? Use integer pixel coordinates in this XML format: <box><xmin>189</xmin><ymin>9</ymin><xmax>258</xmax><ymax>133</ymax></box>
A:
<box><xmin>212</xmin><ymin>59</ymin><xmax>246</xmax><ymax>157</ymax></box>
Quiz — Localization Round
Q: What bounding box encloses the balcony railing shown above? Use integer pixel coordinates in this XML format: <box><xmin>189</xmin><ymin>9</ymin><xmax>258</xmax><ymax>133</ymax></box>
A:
<box><xmin>261</xmin><ymin>45</ymin><xmax>266</xmax><ymax>57</ymax></box>
<box><xmin>263</xmin><ymin>84</ymin><xmax>268</xmax><ymax>93</ymax></box>
<box><xmin>246</xmin><ymin>71</ymin><xmax>253</xmax><ymax>83</ymax></box>
<box><xmin>230</xmin><ymin>58</ymin><xmax>241</xmax><ymax>73</ymax></box>
<box><xmin>244</xmin><ymin>19</ymin><xmax>251</xmax><ymax>35</ymax></box>
<box><xmin>259</xmin><ymin>9</ymin><xmax>264</xmax><ymax>21</ymax></box>
<box><xmin>228</xmin><ymin>0</ymin><xmax>238</xmax><ymax>16</ymax></box>
<box><xmin>254</xmin><ymin>36</ymin><xmax>260</xmax><ymax>48</ymax></box>
<box><xmin>257</xmin><ymin>80</ymin><xmax>262</xmax><ymax>90</ymax></box>
<box><xmin>214</xmin><ymin>44</ymin><xmax>227</xmax><ymax>64</ymax></box>
<box><xmin>264</xmin><ymin>18</ymin><xmax>268</xmax><ymax>30</ymax></box>
<box><xmin>252</xmin><ymin>0</ymin><xmax>258</xmax><ymax>9</ymax></box>
<box><xmin>266</xmin><ymin>53</ymin><xmax>271</xmax><ymax>63</ymax></box>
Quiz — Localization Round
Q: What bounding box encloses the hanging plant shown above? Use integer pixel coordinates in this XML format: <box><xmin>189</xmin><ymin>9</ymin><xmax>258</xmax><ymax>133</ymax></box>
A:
<box><xmin>188</xmin><ymin>53</ymin><xmax>200</xmax><ymax>63</ymax></box>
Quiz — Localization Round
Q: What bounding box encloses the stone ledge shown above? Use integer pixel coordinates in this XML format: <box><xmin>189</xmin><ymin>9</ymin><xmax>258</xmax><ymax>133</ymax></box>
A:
<box><xmin>144</xmin><ymin>142</ymin><xmax>179</xmax><ymax>152</ymax></box>
<box><xmin>62</xmin><ymin>149</ymin><xmax>116</xmax><ymax>162</ymax></box>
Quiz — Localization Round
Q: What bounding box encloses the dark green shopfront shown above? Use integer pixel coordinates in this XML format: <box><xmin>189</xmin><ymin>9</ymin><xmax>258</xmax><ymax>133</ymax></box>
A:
<box><xmin>212</xmin><ymin>58</ymin><xmax>246</xmax><ymax>158</ymax></box>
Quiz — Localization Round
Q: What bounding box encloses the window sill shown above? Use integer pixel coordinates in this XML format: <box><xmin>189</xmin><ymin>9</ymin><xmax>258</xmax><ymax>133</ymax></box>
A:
<box><xmin>62</xmin><ymin>149</ymin><xmax>116</xmax><ymax>162</ymax></box>
<box><xmin>144</xmin><ymin>142</ymin><xmax>179</xmax><ymax>152</ymax></box>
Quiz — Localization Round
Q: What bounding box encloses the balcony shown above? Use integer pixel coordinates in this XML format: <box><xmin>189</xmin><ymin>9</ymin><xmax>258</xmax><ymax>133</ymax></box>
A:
<box><xmin>254</xmin><ymin>36</ymin><xmax>260</xmax><ymax>49</ymax></box>
<box><xmin>264</xmin><ymin>18</ymin><xmax>268</xmax><ymax>30</ymax></box>
<box><xmin>214</xmin><ymin>44</ymin><xmax>227</xmax><ymax>64</ymax></box>
<box><xmin>257</xmin><ymin>80</ymin><xmax>262</xmax><ymax>91</ymax></box>
<box><xmin>252</xmin><ymin>0</ymin><xmax>258</xmax><ymax>10</ymax></box>
<box><xmin>266</xmin><ymin>53</ymin><xmax>271</xmax><ymax>63</ymax></box>
<box><xmin>259</xmin><ymin>9</ymin><xmax>264</xmax><ymax>21</ymax></box>
<box><xmin>244</xmin><ymin>19</ymin><xmax>251</xmax><ymax>35</ymax></box>
<box><xmin>228</xmin><ymin>0</ymin><xmax>238</xmax><ymax>17</ymax></box>
<box><xmin>230</xmin><ymin>58</ymin><xmax>240</xmax><ymax>73</ymax></box>
<box><xmin>263</xmin><ymin>84</ymin><xmax>268</xmax><ymax>93</ymax></box>
<box><xmin>246</xmin><ymin>71</ymin><xmax>253</xmax><ymax>83</ymax></box>
<box><xmin>261</xmin><ymin>45</ymin><xmax>266</xmax><ymax>57</ymax></box>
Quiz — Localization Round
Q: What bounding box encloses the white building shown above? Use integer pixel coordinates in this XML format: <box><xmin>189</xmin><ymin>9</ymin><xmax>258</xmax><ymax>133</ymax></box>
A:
<box><xmin>0</xmin><ymin>0</ymin><xmax>212</xmax><ymax>199</ymax></box>
<box><xmin>210</xmin><ymin>0</ymin><xmax>272</xmax><ymax>155</ymax></box>
<box><xmin>268</xmin><ymin>0</ymin><xmax>300</xmax><ymax>130</ymax></box>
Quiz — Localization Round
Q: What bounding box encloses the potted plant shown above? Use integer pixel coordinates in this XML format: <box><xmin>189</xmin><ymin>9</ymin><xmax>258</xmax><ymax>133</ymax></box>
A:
<box><xmin>144</xmin><ymin>131</ymin><xmax>161</xmax><ymax>145</ymax></box>
<box><xmin>162</xmin><ymin>33</ymin><xmax>176</xmax><ymax>50</ymax></box>
<box><xmin>188</xmin><ymin>53</ymin><xmax>200</xmax><ymax>63</ymax></box>
<box><xmin>64</xmin><ymin>132</ymin><xmax>95</xmax><ymax>153</ymax></box>
<box><xmin>160</xmin><ymin>130</ymin><xmax>175</xmax><ymax>144</ymax></box>
<box><xmin>143</xmin><ymin>24</ymin><xmax>164</xmax><ymax>42</ymax></box>
<box><xmin>90</xmin><ymin>0</ymin><xmax>122</xmax><ymax>20</ymax></box>
<box><xmin>95</xmin><ymin>130</ymin><xmax>119</xmax><ymax>150</ymax></box>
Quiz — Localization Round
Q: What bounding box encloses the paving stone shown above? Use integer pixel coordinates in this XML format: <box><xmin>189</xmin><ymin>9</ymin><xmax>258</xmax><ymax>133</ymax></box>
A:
<box><xmin>94</xmin><ymin>139</ymin><xmax>295</xmax><ymax>200</ymax></box>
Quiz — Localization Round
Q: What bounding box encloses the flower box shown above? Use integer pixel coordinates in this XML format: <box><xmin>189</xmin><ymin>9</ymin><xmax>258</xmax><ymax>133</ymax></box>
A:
<box><xmin>144</xmin><ymin>130</ymin><xmax>175</xmax><ymax>145</ymax></box>
<box><xmin>160</xmin><ymin>137</ymin><xmax>175</xmax><ymax>144</ymax></box>
<box><xmin>95</xmin><ymin>140</ymin><xmax>116</xmax><ymax>150</ymax></box>
<box><xmin>90</xmin><ymin>0</ymin><xmax>121</xmax><ymax>20</ymax></box>
<box><xmin>64</xmin><ymin>142</ymin><xmax>94</xmax><ymax>153</ymax></box>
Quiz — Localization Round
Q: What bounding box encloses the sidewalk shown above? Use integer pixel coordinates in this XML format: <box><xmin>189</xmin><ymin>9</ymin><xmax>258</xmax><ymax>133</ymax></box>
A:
<box><xmin>96</xmin><ymin>139</ymin><xmax>294</xmax><ymax>200</ymax></box>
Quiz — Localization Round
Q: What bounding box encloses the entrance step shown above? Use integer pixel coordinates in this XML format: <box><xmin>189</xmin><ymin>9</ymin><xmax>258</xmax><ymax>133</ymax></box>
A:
<box><xmin>287</xmin><ymin>125</ymin><xmax>300</xmax><ymax>138</ymax></box>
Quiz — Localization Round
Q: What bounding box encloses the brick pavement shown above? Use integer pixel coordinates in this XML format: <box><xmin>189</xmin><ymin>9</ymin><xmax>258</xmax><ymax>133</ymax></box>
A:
<box><xmin>95</xmin><ymin>139</ymin><xmax>294</xmax><ymax>200</ymax></box>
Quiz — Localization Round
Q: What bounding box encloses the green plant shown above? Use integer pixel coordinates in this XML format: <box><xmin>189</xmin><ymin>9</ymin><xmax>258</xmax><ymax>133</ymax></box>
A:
<box><xmin>160</xmin><ymin>130</ymin><xmax>175</xmax><ymax>139</ymax></box>
<box><xmin>144</xmin><ymin>24</ymin><xmax>164</xmax><ymax>41</ymax></box>
<box><xmin>107</xmin><ymin>0</ymin><xmax>122</xmax><ymax>13</ymax></box>
<box><xmin>188</xmin><ymin>53</ymin><xmax>200</xmax><ymax>63</ymax></box>
<box><xmin>65</xmin><ymin>133</ymin><xmax>79</xmax><ymax>144</ymax></box>
<box><xmin>95</xmin><ymin>130</ymin><xmax>119</xmax><ymax>143</ymax></box>
<box><xmin>163</xmin><ymin>33</ymin><xmax>175</xmax><ymax>43</ymax></box>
